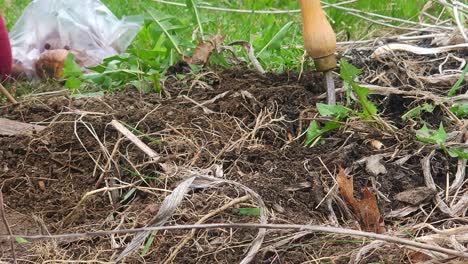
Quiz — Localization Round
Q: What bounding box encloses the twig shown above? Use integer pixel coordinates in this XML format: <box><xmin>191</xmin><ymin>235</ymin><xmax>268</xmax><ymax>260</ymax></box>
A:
<box><xmin>0</xmin><ymin>189</ymin><xmax>17</xmax><ymax>263</ymax></box>
<box><xmin>182</xmin><ymin>95</ymin><xmax>215</xmax><ymax>114</ymax></box>
<box><xmin>0</xmin><ymin>83</ymin><xmax>17</xmax><ymax>104</ymax></box>
<box><xmin>163</xmin><ymin>195</ymin><xmax>251</xmax><ymax>264</ymax></box>
<box><xmin>228</xmin><ymin>41</ymin><xmax>265</xmax><ymax>74</ymax></box>
<box><xmin>110</xmin><ymin>120</ymin><xmax>160</xmax><ymax>162</ymax></box>
<box><xmin>95</xmin><ymin>136</ymin><xmax>122</xmax><ymax>189</ymax></box>
<box><xmin>372</xmin><ymin>43</ymin><xmax>468</xmax><ymax>58</ymax></box>
<box><xmin>3</xmin><ymin>223</ymin><xmax>468</xmax><ymax>258</ymax></box>
<box><xmin>422</xmin><ymin>150</ymin><xmax>437</xmax><ymax>192</ymax></box>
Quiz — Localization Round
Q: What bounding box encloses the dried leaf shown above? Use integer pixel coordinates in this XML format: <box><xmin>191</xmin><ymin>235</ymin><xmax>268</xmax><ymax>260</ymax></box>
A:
<box><xmin>35</xmin><ymin>49</ymin><xmax>69</xmax><ymax>79</ymax></box>
<box><xmin>407</xmin><ymin>250</ymin><xmax>431</xmax><ymax>263</ymax></box>
<box><xmin>336</xmin><ymin>166</ymin><xmax>358</xmax><ymax>213</ymax></box>
<box><xmin>363</xmin><ymin>155</ymin><xmax>387</xmax><ymax>176</ymax></box>
<box><xmin>184</xmin><ymin>33</ymin><xmax>225</xmax><ymax>65</ymax></box>
<box><xmin>337</xmin><ymin>166</ymin><xmax>386</xmax><ymax>234</ymax></box>
<box><xmin>369</xmin><ymin>139</ymin><xmax>384</xmax><ymax>150</ymax></box>
<box><xmin>418</xmin><ymin>1</ymin><xmax>433</xmax><ymax>23</ymax></box>
<box><xmin>184</xmin><ymin>41</ymin><xmax>214</xmax><ymax>65</ymax></box>
<box><xmin>358</xmin><ymin>187</ymin><xmax>386</xmax><ymax>234</ymax></box>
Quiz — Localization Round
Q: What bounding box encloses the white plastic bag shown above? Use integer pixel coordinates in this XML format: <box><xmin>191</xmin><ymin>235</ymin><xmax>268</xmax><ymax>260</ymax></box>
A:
<box><xmin>9</xmin><ymin>0</ymin><xmax>143</xmax><ymax>77</ymax></box>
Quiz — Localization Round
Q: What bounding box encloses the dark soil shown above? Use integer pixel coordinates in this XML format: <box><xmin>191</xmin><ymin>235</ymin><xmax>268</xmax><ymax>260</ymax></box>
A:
<box><xmin>0</xmin><ymin>66</ymin><xmax>458</xmax><ymax>263</ymax></box>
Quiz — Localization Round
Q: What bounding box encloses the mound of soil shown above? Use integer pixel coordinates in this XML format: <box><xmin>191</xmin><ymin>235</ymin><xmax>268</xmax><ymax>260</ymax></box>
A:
<box><xmin>0</xmin><ymin>67</ymin><xmax>458</xmax><ymax>263</ymax></box>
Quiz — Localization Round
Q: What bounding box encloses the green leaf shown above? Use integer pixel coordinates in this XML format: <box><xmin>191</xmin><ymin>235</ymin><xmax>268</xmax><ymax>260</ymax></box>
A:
<box><xmin>304</xmin><ymin>121</ymin><xmax>321</xmax><ymax>146</ymax></box>
<box><xmin>64</xmin><ymin>76</ymin><xmax>82</xmax><ymax>90</ymax></box>
<box><xmin>15</xmin><ymin>237</ymin><xmax>28</xmax><ymax>244</ymax></box>
<box><xmin>351</xmin><ymin>83</ymin><xmax>377</xmax><ymax>118</ymax></box>
<box><xmin>450</xmin><ymin>104</ymin><xmax>468</xmax><ymax>118</ymax></box>
<box><xmin>121</xmin><ymin>188</ymin><xmax>137</xmax><ymax>203</ymax></box>
<box><xmin>304</xmin><ymin>121</ymin><xmax>341</xmax><ymax>146</ymax></box>
<box><xmin>257</xmin><ymin>21</ymin><xmax>294</xmax><ymax>57</ymax></box>
<box><xmin>448</xmin><ymin>64</ymin><xmax>468</xmax><ymax>97</ymax></box>
<box><xmin>402</xmin><ymin>103</ymin><xmax>435</xmax><ymax>121</ymax></box>
<box><xmin>447</xmin><ymin>147</ymin><xmax>468</xmax><ymax>160</ymax></box>
<box><xmin>416</xmin><ymin>123</ymin><xmax>432</xmax><ymax>143</ymax></box>
<box><xmin>63</xmin><ymin>53</ymin><xmax>83</xmax><ymax>78</ymax></box>
<box><xmin>416</xmin><ymin>123</ymin><xmax>447</xmax><ymax>145</ymax></box>
<box><xmin>186</xmin><ymin>0</ymin><xmax>204</xmax><ymax>40</ymax></box>
<box><xmin>316</xmin><ymin>103</ymin><xmax>352</xmax><ymax>120</ymax></box>
<box><xmin>340</xmin><ymin>59</ymin><xmax>362</xmax><ymax>83</ymax></box>
<box><xmin>238</xmin><ymin>208</ymin><xmax>261</xmax><ymax>216</ymax></box>
<box><xmin>141</xmin><ymin>231</ymin><xmax>158</xmax><ymax>256</ymax></box>
<box><xmin>146</xmin><ymin>7</ymin><xmax>183</xmax><ymax>55</ymax></box>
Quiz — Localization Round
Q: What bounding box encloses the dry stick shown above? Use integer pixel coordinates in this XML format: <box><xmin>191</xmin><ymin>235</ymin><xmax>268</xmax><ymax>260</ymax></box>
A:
<box><xmin>182</xmin><ymin>95</ymin><xmax>215</xmax><ymax>114</ymax></box>
<box><xmin>110</xmin><ymin>120</ymin><xmax>160</xmax><ymax>162</ymax></box>
<box><xmin>228</xmin><ymin>41</ymin><xmax>265</xmax><ymax>74</ymax></box>
<box><xmin>94</xmin><ymin>137</ymin><xmax>122</xmax><ymax>189</ymax></box>
<box><xmin>449</xmin><ymin>137</ymin><xmax>467</xmax><ymax>194</ymax></box>
<box><xmin>3</xmin><ymin>223</ymin><xmax>468</xmax><ymax>258</ymax></box>
<box><xmin>0</xmin><ymin>83</ymin><xmax>17</xmax><ymax>104</ymax></box>
<box><xmin>163</xmin><ymin>195</ymin><xmax>251</xmax><ymax>264</ymax></box>
<box><xmin>0</xmin><ymin>189</ymin><xmax>17</xmax><ymax>264</ymax></box>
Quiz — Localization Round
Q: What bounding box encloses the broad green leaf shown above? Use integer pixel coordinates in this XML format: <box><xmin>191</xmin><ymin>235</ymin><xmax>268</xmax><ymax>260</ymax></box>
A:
<box><xmin>63</xmin><ymin>53</ymin><xmax>83</xmax><ymax>78</ymax></box>
<box><xmin>447</xmin><ymin>147</ymin><xmax>468</xmax><ymax>160</ymax></box>
<box><xmin>316</xmin><ymin>103</ymin><xmax>352</xmax><ymax>120</ymax></box>
<box><xmin>434</xmin><ymin>123</ymin><xmax>447</xmax><ymax>145</ymax></box>
<box><xmin>450</xmin><ymin>104</ymin><xmax>468</xmax><ymax>118</ymax></box>
<box><xmin>64</xmin><ymin>76</ymin><xmax>82</xmax><ymax>90</ymax></box>
<box><xmin>238</xmin><ymin>208</ymin><xmax>261</xmax><ymax>216</ymax></box>
<box><xmin>340</xmin><ymin>59</ymin><xmax>362</xmax><ymax>83</ymax></box>
<box><xmin>304</xmin><ymin>121</ymin><xmax>341</xmax><ymax>146</ymax></box>
<box><xmin>15</xmin><ymin>237</ymin><xmax>28</xmax><ymax>244</ymax></box>
<box><xmin>416</xmin><ymin>123</ymin><xmax>432</xmax><ymax>143</ymax></box>
<box><xmin>304</xmin><ymin>121</ymin><xmax>321</xmax><ymax>146</ymax></box>
<box><xmin>416</xmin><ymin>123</ymin><xmax>447</xmax><ymax>145</ymax></box>
<box><xmin>448</xmin><ymin>64</ymin><xmax>468</xmax><ymax>96</ymax></box>
<box><xmin>257</xmin><ymin>21</ymin><xmax>294</xmax><ymax>57</ymax></box>
<box><xmin>402</xmin><ymin>103</ymin><xmax>435</xmax><ymax>121</ymax></box>
<box><xmin>351</xmin><ymin>83</ymin><xmax>377</xmax><ymax>118</ymax></box>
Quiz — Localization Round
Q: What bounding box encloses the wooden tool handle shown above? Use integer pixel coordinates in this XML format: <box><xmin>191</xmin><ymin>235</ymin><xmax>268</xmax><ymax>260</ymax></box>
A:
<box><xmin>299</xmin><ymin>0</ymin><xmax>337</xmax><ymax>72</ymax></box>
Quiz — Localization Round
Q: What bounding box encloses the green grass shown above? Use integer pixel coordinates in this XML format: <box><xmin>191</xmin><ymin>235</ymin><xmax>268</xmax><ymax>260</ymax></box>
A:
<box><xmin>1</xmin><ymin>0</ymin><xmax>445</xmax><ymax>91</ymax></box>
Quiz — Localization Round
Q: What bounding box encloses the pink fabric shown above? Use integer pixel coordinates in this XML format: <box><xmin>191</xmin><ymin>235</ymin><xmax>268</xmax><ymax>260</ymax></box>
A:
<box><xmin>0</xmin><ymin>15</ymin><xmax>12</xmax><ymax>81</ymax></box>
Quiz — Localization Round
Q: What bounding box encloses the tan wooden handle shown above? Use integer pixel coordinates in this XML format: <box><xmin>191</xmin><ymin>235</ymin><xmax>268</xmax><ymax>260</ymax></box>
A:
<box><xmin>299</xmin><ymin>0</ymin><xmax>337</xmax><ymax>71</ymax></box>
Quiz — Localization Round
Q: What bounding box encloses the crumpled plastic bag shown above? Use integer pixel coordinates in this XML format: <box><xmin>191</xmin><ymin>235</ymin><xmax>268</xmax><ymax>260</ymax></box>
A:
<box><xmin>9</xmin><ymin>0</ymin><xmax>143</xmax><ymax>77</ymax></box>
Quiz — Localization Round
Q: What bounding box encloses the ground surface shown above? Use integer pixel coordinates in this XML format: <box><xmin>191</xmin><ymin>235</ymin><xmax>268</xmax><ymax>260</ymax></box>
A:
<box><xmin>0</xmin><ymin>53</ymin><xmax>466</xmax><ymax>263</ymax></box>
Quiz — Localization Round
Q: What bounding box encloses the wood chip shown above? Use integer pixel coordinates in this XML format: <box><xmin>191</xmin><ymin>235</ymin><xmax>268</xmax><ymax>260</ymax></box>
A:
<box><xmin>0</xmin><ymin>118</ymin><xmax>46</xmax><ymax>136</ymax></box>
<box><xmin>394</xmin><ymin>187</ymin><xmax>436</xmax><ymax>205</ymax></box>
